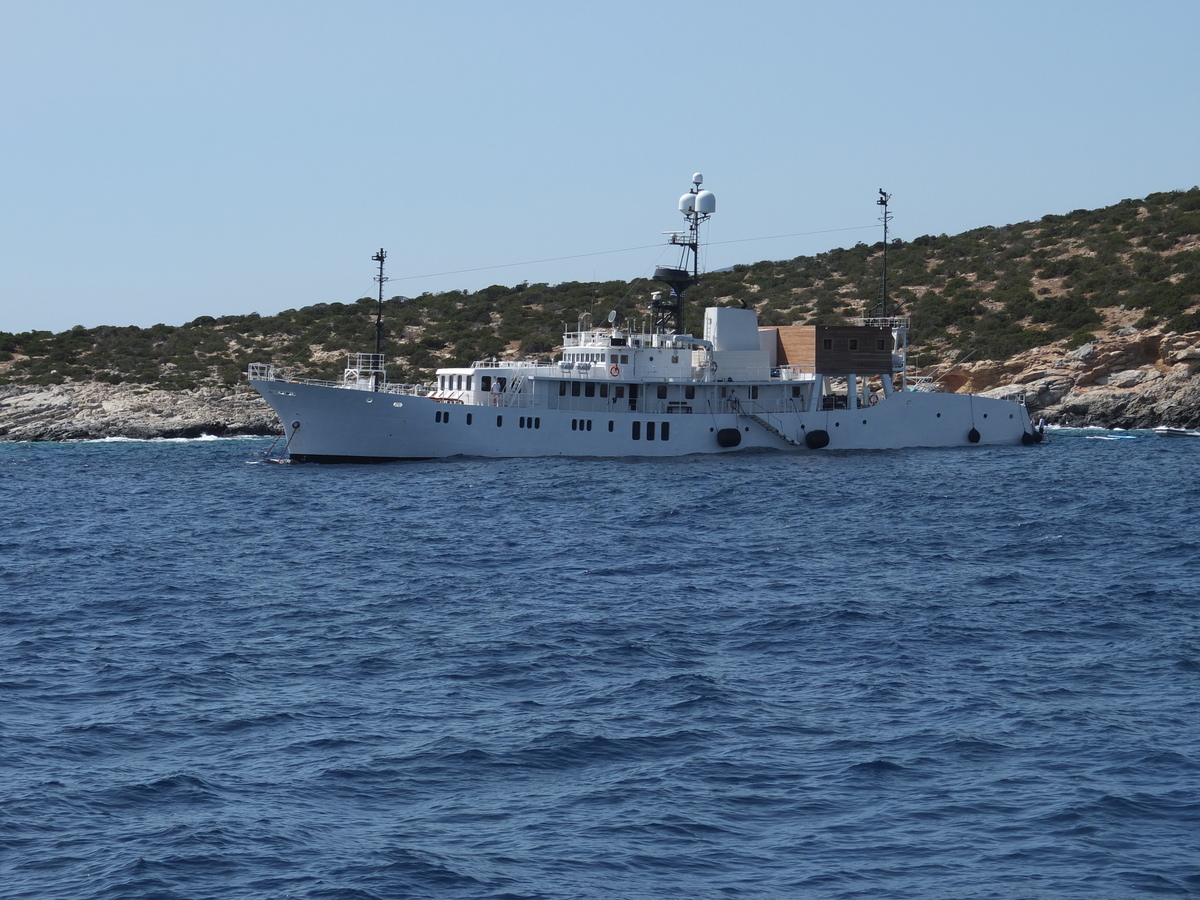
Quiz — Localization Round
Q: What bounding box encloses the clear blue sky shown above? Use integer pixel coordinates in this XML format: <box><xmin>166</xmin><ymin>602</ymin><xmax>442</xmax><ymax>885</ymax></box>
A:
<box><xmin>3</xmin><ymin>0</ymin><xmax>1197</xmax><ymax>335</ymax></box>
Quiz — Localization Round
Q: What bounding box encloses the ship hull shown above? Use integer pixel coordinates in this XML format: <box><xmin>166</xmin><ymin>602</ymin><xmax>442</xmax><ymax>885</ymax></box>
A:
<box><xmin>252</xmin><ymin>379</ymin><xmax>1035</xmax><ymax>461</ymax></box>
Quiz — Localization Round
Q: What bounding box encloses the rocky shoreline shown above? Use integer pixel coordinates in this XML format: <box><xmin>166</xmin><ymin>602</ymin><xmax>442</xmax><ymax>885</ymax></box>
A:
<box><xmin>959</xmin><ymin>327</ymin><xmax>1200</xmax><ymax>430</ymax></box>
<box><xmin>0</xmin><ymin>382</ymin><xmax>280</xmax><ymax>442</ymax></box>
<box><xmin>2</xmin><ymin>328</ymin><xmax>1199</xmax><ymax>442</ymax></box>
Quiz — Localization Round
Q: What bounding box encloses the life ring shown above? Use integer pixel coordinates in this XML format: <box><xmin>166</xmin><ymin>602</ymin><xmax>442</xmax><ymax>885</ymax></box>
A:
<box><xmin>868</xmin><ymin>393</ymin><xmax>879</xmax><ymax>406</ymax></box>
<box><xmin>609</xmin><ymin>364</ymin><xmax>620</xmax><ymax>377</ymax></box>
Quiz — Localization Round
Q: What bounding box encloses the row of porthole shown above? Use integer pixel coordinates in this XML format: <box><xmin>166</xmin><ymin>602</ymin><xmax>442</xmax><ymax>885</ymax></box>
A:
<box><xmin>434</xmin><ymin>410</ymin><xmax>544</xmax><ymax>429</ymax></box>
<box><xmin>822</xmin><ymin>410</ymin><xmax>1019</xmax><ymax>427</ymax></box>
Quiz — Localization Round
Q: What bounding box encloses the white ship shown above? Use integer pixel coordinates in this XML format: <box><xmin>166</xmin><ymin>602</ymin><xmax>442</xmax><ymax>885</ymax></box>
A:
<box><xmin>249</xmin><ymin>176</ymin><xmax>1041</xmax><ymax>461</ymax></box>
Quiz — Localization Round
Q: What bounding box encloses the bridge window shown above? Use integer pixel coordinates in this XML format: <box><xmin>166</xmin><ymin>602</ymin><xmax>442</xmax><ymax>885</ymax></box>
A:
<box><xmin>657</xmin><ymin>385</ymin><xmax>667</xmax><ymax>400</ymax></box>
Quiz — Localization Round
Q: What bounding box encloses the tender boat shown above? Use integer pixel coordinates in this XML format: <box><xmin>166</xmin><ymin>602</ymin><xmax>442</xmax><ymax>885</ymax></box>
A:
<box><xmin>1153</xmin><ymin>426</ymin><xmax>1200</xmax><ymax>437</ymax></box>
<box><xmin>248</xmin><ymin>175</ymin><xmax>1040</xmax><ymax>461</ymax></box>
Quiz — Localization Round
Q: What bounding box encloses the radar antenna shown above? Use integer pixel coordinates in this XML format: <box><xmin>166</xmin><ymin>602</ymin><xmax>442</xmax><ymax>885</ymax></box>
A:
<box><xmin>372</xmin><ymin>248</ymin><xmax>388</xmax><ymax>356</ymax></box>
<box><xmin>652</xmin><ymin>173</ymin><xmax>715</xmax><ymax>334</ymax></box>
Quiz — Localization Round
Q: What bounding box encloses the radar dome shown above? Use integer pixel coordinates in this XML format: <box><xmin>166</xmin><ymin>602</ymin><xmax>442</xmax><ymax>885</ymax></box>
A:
<box><xmin>695</xmin><ymin>190</ymin><xmax>715</xmax><ymax>214</ymax></box>
<box><xmin>692</xmin><ymin>173</ymin><xmax>704</xmax><ymax>185</ymax></box>
<box><xmin>679</xmin><ymin>193</ymin><xmax>696</xmax><ymax>213</ymax></box>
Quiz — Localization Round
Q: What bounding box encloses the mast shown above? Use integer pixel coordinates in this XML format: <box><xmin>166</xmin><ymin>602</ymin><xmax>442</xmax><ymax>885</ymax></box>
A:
<box><xmin>372</xmin><ymin>248</ymin><xmax>388</xmax><ymax>356</ymax></box>
<box><xmin>652</xmin><ymin>173</ymin><xmax>716</xmax><ymax>334</ymax></box>
<box><xmin>877</xmin><ymin>189</ymin><xmax>891</xmax><ymax>317</ymax></box>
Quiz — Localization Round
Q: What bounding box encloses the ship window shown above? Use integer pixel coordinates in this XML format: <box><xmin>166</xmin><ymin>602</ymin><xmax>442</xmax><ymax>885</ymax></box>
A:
<box><xmin>685</xmin><ymin>386</ymin><xmax>695</xmax><ymax>399</ymax></box>
<box><xmin>657</xmin><ymin>386</ymin><xmax>667</xmax><ymax>400</ymax></box>
<box><xmin>496</xmin><ymin>415</ymin><xmax>503</xmax><ymax>426</ymax></box>
<box><xmin>615</xmin><ymin>386</ymin><xmax>625</xmax><ymax>399</ymax></box>
<box><xmin>435</xmin><ymin>411</ymin><xmax>442</xmax><ymax>423</ymax></box>
<box><xmin>535</xmin><ymin>418</ymin><xmax>540</xmax><ymax>428</ymax></box>
<box><xmin>647</xmin><ymin>421</ymin><xmax>656</xmax><ymax>441</ymax></box>
<box><xmin>481</xmin><ymin>376</ymin><xmax>492</xmax><ymax>391</ymax></box>
<box><xmin>559</xmin><ymin>381</ymin><xmax>567</xmax><ymax>396</ymax></box>
<box><xmin>572</xmin><ymin>419</ymin><xmax>578</xmax><ymax>431</ymax></box>
<box><xmin>661</xmin><ymin>421</ymin><xmax>670</xmax><ymax>441</ymax></box>
<box><xmin>585</xmin><ymin>383</ymin><xmax>595</xmax><ymax>397</ymax></box>
<box><xmin>672</xmin><ymin>355</ymin><xmax>679</xmax><ymax>363</ymax></box>
<box><xmin>600</xmin><ymin>385</ymin><xmax>609</xmax><ymax>398</ymax></box>
<box><xmin>608</xmin><ymin>421</ymin><xmax>614</xmax><ymax>432</ymax></box>
<box><xmin>750</xmin><ymin>386</ymin><xmax>759</xmax><ymax>400</ymax></box>
<box><xmin>467</xmin><ymin>413</ymin><xmax>473</xmax><ymax>425</ymax></box>
<box><xmin>620</xmin><ymin>354</ymin><xmax>629</xmax><ymax>364</ymax></box>
<box><xmin>610</xmin><ymin>354</ymin><xmax>618</xmax><ymax>364</ymax></box>
<box><xmin>572</xmin><ymin>382</ymin><xmax>581</xmax><ymax>396</ymax></box>
<box><xmin>466</xmin><ymin>376</ymin><xmax>472</xmax><ymax>391</ymax></box>
<box><xmin>632</xmin><ymin>421</ymin><xmax>641</xmax><ymax>440</ymax></box>
<box><xmin>586</xmin><ymin>420</ymin><xmax>593</xmax><ymax>431</ymax></box>
<box><xmin>792</xmin><ymin>386</ymin><xmax>801</xmax><ymax>398</ymax></box>
<box><xmin>849</xmin><ymin>339</ymin><xmax>859</xmax><ymax>351</ymax></box>
<box><xmin>520</xmin><ymin>416</ymin><xmax>526</xmax><ymax>428</ymax></box>
<box><xmin>823</xmin><ymin>339</ymin><xmax>832</xmax><ymax>350</ymax></box>
<box><xmin>877</xmin><ymin>339</ymin><xmax>886</xmax><ymax>351</ymax></box>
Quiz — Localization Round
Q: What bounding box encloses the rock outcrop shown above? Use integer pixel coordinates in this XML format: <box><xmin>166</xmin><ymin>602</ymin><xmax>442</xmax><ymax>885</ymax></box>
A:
<box><xmin>0</xmin><ymin>383</ymin><xmax>280</xmax><ymax>442</ymax></box>
<box><xmin>939</xmin><ymin>328</ymin><xmax>1200</xmax><ymax>429</ymax></box>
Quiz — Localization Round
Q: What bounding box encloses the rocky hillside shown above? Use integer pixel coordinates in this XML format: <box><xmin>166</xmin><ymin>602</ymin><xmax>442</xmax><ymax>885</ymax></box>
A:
<box><xmin>1</xmin><ymin>187</ymin><xmax>1198</xmax><ymax>439</ymax></box>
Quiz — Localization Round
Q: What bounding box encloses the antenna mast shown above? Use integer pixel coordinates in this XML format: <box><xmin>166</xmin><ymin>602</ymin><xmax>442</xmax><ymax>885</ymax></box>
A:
<box><xmin>877</xmin><ymin>190</ymin><xmax>892</xmax><ymax>317</ymax></box>
<box><xmin>652</xmin><ymin>173</ymin><xmax>716</xmax><ymax>334</ymax></box>
<box><xmin>372</xmin><ymin>248</ymin><xmax>388</xmax><ymax>356</ymax></box>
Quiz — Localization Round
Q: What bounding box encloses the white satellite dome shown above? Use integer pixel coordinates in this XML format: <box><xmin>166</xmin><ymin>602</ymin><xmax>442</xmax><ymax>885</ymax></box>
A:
<box><xmin>695</xmin><ymin>189</ymin><xmax>716</xmax><ymax>214</ymax></box>
<box><xmin>679</xmin><ymin>193</ymin><xmax>696</xmax><ymax>213</ymax></box>
<box><xmin>692</xmin><ymin>172</ymin><xmax>704</xmax><ymax>185</ymax></box>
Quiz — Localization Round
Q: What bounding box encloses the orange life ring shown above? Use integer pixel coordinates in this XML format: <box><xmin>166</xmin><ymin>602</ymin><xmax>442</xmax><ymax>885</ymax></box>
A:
<box><xmin>609</xmin><ymin>364</ymin><xmax>620</xmax><ymax>377</ymax></box>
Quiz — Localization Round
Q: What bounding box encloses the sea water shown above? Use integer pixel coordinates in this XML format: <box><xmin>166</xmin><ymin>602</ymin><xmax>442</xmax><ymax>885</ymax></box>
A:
<box><xmin>2</xmin><ymin>431</ymin><xmax>1198</xmax><ymax>899</ymax></box>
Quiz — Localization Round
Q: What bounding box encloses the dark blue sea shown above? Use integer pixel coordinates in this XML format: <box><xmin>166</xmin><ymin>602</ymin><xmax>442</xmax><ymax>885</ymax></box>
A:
<box><xmin>3</xmin><ymin>430</ymin><xmax>1199</xmax><ymax>899</ymax></box>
